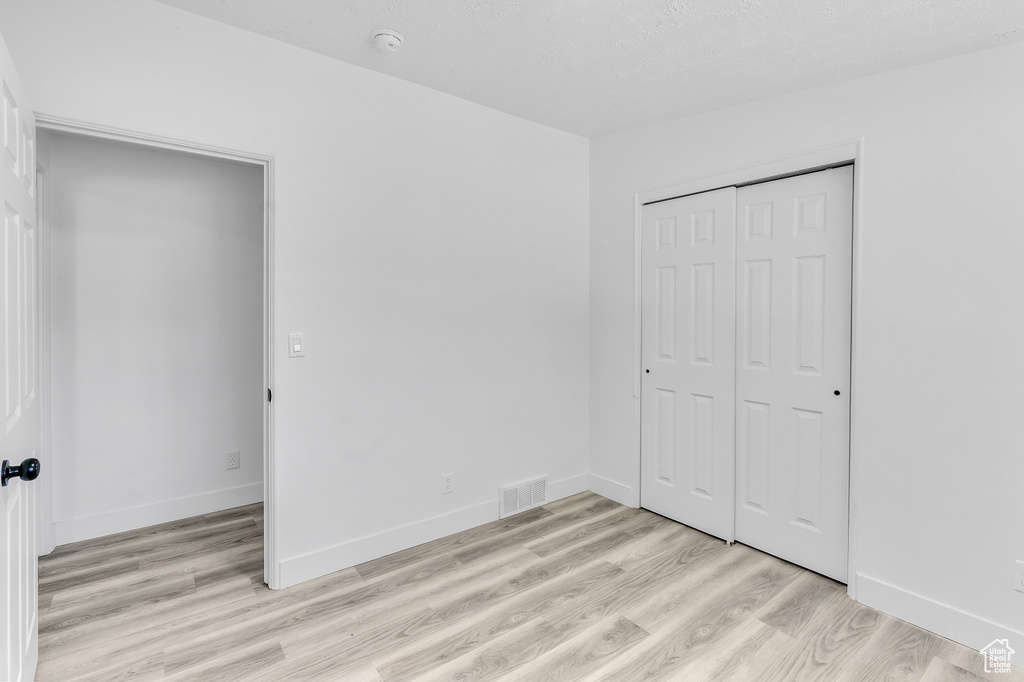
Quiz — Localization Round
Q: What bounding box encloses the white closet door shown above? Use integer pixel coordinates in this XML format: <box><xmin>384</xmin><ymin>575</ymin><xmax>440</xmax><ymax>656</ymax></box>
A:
<box><xmin>734</xmin><ymin>166</ymin><xmax>853</xmax><ymax>582</ymax></box>
<box><xmin>640</xmin><ymin>187</ymin><xmax>736</xmax><ymax>541</ymax></box>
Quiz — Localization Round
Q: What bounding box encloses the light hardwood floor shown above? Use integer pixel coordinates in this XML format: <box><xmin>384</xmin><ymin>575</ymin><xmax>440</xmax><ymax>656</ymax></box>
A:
<box><xmin>36</xmin><ymin>492</ymin><xmax>1021</xmax><ymax>681</ymax></box>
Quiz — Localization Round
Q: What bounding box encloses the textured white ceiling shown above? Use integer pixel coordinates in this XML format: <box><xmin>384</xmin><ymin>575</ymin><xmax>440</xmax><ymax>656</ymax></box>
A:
<box><xmin>155</xmin><ymin>0</ymin><xmax>1024</xmax><ymax>137</ymax></box>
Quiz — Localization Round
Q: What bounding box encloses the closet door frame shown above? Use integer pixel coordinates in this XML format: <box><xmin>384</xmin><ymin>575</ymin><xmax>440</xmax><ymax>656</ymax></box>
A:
<box><xmin>631</xmin><ymin>138</ymin><xmax>865</xmax><ymax>598</ymax></box>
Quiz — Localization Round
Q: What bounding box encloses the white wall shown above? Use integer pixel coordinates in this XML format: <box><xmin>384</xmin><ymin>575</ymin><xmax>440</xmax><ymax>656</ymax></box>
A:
<box><xmin>0</xmin><ymin>0</ymin><xmax>590</xmax><ymax>585</ymax></box>
<box><xmin>589</xmin><ymin>43</ymin><xmax>1024</xmax><ymax>649</ymax></box>
<box><xmin>47</xmin><ymin>132</ymin><xmax>265</xmax><ymax>543</ymax></box>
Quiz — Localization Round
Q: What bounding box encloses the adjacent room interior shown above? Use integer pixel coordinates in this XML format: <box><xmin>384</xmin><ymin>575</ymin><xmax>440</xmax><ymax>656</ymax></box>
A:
<box><xmin>42</xmin><ymin>130</ymin><xmax>265</xmax><ymax>547</ymax></box>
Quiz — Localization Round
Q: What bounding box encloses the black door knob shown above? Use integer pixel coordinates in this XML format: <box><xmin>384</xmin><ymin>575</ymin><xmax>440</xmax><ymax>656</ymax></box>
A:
<box><xmin>1</xmin><ymin>458</ymin><xmax>40</xmax><ymax>487</ymax></box>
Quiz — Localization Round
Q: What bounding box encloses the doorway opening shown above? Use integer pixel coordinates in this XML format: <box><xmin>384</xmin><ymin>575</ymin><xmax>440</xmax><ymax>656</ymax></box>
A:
<box><xmin>35</xmin><ymin>118</ymin><xmax>276</xmax><ymax>586</ymax></box>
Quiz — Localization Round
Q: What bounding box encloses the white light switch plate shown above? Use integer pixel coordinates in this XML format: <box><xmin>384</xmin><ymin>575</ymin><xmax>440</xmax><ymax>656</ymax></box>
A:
<box><xmin>288</xmin><ymin>332</ymin><xmax>305</xmax><ymax>358</ymax></box>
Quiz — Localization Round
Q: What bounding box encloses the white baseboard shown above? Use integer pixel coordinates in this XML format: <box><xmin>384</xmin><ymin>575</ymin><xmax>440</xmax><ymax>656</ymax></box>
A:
<box><xmin>548</xmin><ymin>473</ymin><xmax>589</xmax><ymax>501</ymax></box>
<box><xmin>278</xmin><ymin>500</ymin><xmax>496</xmax><ymax>588</ymax></box>
<box><xmin>54</xmin><ymin>482</ymin><xmax>263</xmax><ymax>545</ymax></box>
<box><xmin>276</xmin><ymin>472</ymin><xmax>590</xmax><ymax>589</ymax></box>
<box><xmin>588</xmin><ymin>473</ymin><xmax>638</xmax><ymax>507</ymax></box>
<box><xmin>856</xmin><ymin>573</ymin><xmax>1024</xmax><ymax>652</ymax></box>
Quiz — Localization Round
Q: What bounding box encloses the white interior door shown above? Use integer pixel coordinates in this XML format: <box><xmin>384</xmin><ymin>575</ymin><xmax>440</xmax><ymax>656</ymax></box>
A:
<box><xmin>0</xmin><ymin>31</ymin><xmax>40</xmax><ymax>682</ymax></box>
<box><xmin>640</xmin><ymin>187</ymin><xmax>736</xmax><ymax>541</ymax></box>
<box><xmin>734</xmin><ymin>166</ymin><xmax>853</xmax><ymax>582</ymax></box>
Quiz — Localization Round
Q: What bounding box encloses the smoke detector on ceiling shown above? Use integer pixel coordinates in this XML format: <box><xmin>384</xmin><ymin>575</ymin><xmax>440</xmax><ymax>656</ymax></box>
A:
<box><xmin>372</xmin><ymin>28</ymin><xmax>404</xmax><ymax>53</ymax></box>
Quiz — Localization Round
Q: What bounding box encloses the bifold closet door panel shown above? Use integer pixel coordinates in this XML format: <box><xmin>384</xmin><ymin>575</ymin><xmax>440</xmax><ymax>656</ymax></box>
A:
<box><xmin>734</xmin><ymin>166</ymin><xmax>853</xmax><ymax>582</ymax></box>
<box><xmin>640</xmin><ymin>187</ymin><xmax>736</xmax><ymax>541</ymax></box>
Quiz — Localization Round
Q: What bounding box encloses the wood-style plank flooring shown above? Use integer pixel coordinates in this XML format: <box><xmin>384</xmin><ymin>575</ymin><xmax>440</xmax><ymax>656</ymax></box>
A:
<box><xmin>36</xmin><ymin>492</ymin><xmax>1022</xmax><ymax>681</ymax></box>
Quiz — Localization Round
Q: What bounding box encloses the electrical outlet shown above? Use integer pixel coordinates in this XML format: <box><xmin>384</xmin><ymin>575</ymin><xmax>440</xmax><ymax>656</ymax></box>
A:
<box><xmin>442</xmin><ymin>473</ymin><xmax>453</xmax><ymax>495</ymax></box>
<box><xmin>1015</xmin><ymin>560</ymin><xmax>1024</xmax><ymax>594</ymax></box>
<box><xmin>226</xmin><ymin>451</ymin><xmax>240</xmax><ymax>470</ymax></box>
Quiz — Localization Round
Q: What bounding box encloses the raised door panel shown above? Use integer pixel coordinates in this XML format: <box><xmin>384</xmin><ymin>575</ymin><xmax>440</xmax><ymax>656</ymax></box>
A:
<box><xmin>738</xmin><ymin>399</ymin><xmax>771</xmax><ymax>514</ymax></box>
<box><xmin>691</xmin><ymin>263</ymin><xmax>714</xmax><ymax>365</ymax></box>
<box><xmin>21</xmin><ymin>220</ymin><xmax>33</xmax><ymax>404</ymax></box>
<box><xmin>743</xmin><ymin>259</ymin><xmax>772</xmax><ymax>370</ymax></box>
<box><xmin>655</xmin><ymin>267</ymin><xmax>676</xmax><ymax>361</ymax></box>
<box><xmin>654</xmin><ymin>389</ymin><xmax>676</xmax><ymax>485</ymax></box>
<box><xmin>3</xmin><ymin>204</ymin><xmax>19</xmax><ymax>430</ymax></box>
<box><xmin>794</xmin><ymin>256</ymin><xmax>825</xmax><ymax>375</ymax></box>
<box><xmin>792</xmin><ymin>407</ymin><xmax>824</xmax><ymax>531</ymax></box>
<box><xmin>2</xmin><ymin>84</ymin><xmax>17</xmax><ymax>178</ymax></box>
<box><xmin>689</xmin><ymin>393</ymin><xmax>714</xmax><ymax>499</ymax></box>
<box><xmin>2</xmin><ymin>489</ymin><xmax>23</xmax><ymax>681</ymax></box>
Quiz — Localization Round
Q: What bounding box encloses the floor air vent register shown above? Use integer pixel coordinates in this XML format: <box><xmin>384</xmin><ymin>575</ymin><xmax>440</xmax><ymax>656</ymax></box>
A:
<box><xmin>499</xmin><ymin>476</ymin><xmax>548</xmax><ymax>519</ymax></box>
